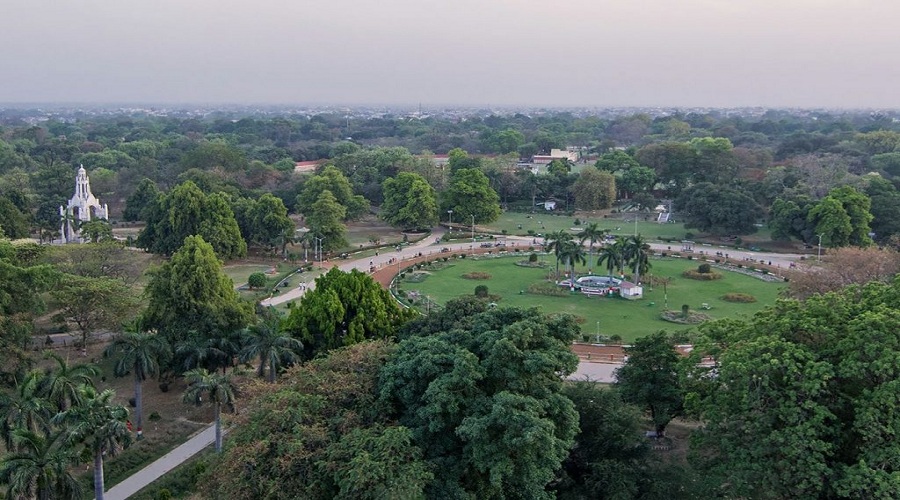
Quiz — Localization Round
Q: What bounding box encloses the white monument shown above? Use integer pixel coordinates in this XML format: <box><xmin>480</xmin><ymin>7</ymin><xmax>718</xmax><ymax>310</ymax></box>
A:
<box><xmin>59</xmin><ymin>165</ymin><xmax>108</xmax><ymax>243</ymax></box>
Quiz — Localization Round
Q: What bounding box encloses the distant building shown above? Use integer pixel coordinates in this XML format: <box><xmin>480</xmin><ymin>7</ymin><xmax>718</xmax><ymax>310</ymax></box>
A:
<box><xmin>532</xmin><ymin>148</ymin><xmax>580</xmax><ymax>165</ymax></box>
<box><xmin>59</xmin><ymin>165</ymin><xmax>108</xmax><ymax>243</ymax></box>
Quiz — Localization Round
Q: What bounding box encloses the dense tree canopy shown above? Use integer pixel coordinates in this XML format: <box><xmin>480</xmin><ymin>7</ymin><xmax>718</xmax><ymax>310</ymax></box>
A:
<box><xmin>381</xmin><ymin>172</ymin><xmax>439</xmax><ymax>231</ymax></box>
<box><xmin>295</xmin><ymin>165</ymin><xmax>368</xmax><ymax>220</ymax></box>
<box><xmin>676</xmin><ymin>182</ymin><xmax>762</xmax><ymax>235</ymax></box>
<box><xmin>137</xmin><ymin>180</ymin><xmax>247</xmax><ymax>259</ymax></box>
<box><xmin>380</xmin><ymin>300</ymin><xmax>581</xmax><ymax>498</ymax></box>
<box><xmin>282</xmin><ymin>268</ymin><xmax>413</xmax><ymax>359</ymax></box>
<box><xmin>142</xmin><ymin>235</ymin><xmax>253</xmax><ymax>341</ymax></box>
<box><xmin>685</xmin><ymin>277</ymin><xmax>900</xmax><ymax>499</ymax></box>
<box><xmin>441</xmin><ymin>168</ymin><xmax>501</xmax><ymax>224</ymax></box>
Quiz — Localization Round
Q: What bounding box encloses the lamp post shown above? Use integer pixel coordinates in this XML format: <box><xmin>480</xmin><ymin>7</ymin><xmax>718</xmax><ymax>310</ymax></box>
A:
<box><xmin>596</xmin><ymin>321</ymin><xmax>600</xmax><ymax>343</ymax></box>
<box><xmin>447</xmin><ymin>209</ymin><xmax>453</xmax><ymax>232</ymax></box>
<box><xmin>817</xmin><ymin>234</ymin><xmax>823</xmax><ymax>261</ymax></box>
<box><xmin>471</xmin><ymin>215</ymin><xmax>475</xmax><ymax>246</ymax></box>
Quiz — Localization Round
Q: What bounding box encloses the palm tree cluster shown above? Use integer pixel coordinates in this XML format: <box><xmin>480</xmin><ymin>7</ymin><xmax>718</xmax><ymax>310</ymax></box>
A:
<box><xmin>547</xmin><ymin>229</ymin><xmax>653</xmax><ymax>287</ymax></box>
<box><xmin>0</xmin><ymin>353</ymin><xmax>130</xmax><ymax>500</ymax></box>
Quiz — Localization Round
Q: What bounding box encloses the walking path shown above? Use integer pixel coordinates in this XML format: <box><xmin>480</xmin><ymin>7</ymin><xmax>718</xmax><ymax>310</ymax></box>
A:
<box><xmin>104</xmin><ymin>424</ymin><xmax>216</xmax><ymax>500</ymax></box>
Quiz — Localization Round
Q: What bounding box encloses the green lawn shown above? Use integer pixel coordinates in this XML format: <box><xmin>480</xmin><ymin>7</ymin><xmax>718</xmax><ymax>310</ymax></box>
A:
<box><xmin>401</xmin><ymin>255</ymin><xmax>784</xmax><ymax>343</ymax></box>
<box><xmin>482</xmin><ymin>211</ymin><xmax>775</xmax><ymax>246</ymax></box>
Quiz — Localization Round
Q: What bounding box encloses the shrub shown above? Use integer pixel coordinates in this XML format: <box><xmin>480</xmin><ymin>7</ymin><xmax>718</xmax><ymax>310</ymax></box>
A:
<box><xmin>474</xmin><ymin>285</ymin><xmax>489</xmax><ymax>298</ymax></box>
<box><xmin>527</xmin><ymin>229</ymin><xmax>535</xmax><ymax>235</ymax></box>
<box><xmin>609</xmin><ymin>334</ymin><xmax>622</xmax><ymax>343</ymax></box>
<box><xmin>681</xmin><ymin>304</ymin><xmax>690</xmax><ymax>319</ymax></box>
<box><xmin>247</xmin><ymin>272</ymin><xmax>267</xmax><ymax>289</ymax></box>
<box><xmin>529</xmin><ymin>253</ymin><xmax>538</xmax><ymax>263</ymax></box>
<box><xmin>462</xmin><ymin>272</ymin><xmax>491</xmax><ymax>280</ymax></box>
<box><xmin>685</xmin><ymin>232</ymin><xmax>694</xmax><ymax>239</ymax></box>
<box><xmin>574</xmin><ymin>218</ymin><xmax>581</xmax><ymax>225</ymax></box>
<box><xmin>682</xmin><ymin>269</ymin><xmax>723</xmax><ymax>280</ymax></box>
<box><xmin>722</xmin><ymin>293</ymin><xmax>757</xmax><ymax>303</ymax></box>
<box><xmin>149</xmin><ymin>412</ymin><xmax>162</xmax><ymax>421</ymax></box>
<box><xmin>527</xmin><ymin>282</ymin><xmax>569</xmax><ymax>297</ymax></box>
<box><xmin>698</xmin><ymin>263</ymin><xmax>711</xmax><ymax>274</ymax></box>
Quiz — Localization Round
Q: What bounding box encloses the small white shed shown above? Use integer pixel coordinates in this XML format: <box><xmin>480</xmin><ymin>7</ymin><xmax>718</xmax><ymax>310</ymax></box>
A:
<box><xmin>619</xmin><ymin>281</ymin><xmax>643</xmax><ymax>299</ymax></box>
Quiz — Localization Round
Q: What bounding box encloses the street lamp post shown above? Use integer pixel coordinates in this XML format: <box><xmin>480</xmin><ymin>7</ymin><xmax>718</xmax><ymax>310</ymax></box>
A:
<box><xmin>447</xmin><ymin>210</ymin><xmax>453</xmax><ymax>232</ymax></box>
<box><xmin>596</xmin><ymin>321</ymin><xmax>600</xmax><ymax>343</ymax></box>
<box><xmin>817</xmin><ymin>234</ymin><xmax>823</xmax><ymax>261</ymax></box>
<box><xmin>471</xmin><ymin>215</ymin><xmax>475</xmax><ymax>245</ymax></box>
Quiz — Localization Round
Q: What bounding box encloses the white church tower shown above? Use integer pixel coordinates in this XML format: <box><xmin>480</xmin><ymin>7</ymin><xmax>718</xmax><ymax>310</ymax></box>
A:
<box><xmin>59</xmin><ymin>165</ymin><xmax>109</xmax><ymax>243</ymax></box>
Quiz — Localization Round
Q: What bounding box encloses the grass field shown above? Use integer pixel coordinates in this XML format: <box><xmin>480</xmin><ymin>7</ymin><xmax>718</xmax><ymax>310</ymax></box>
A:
<box><xmin>401</xmin><ymin>255</ymin><xmax>784</xmax><ymax>343</ymax></box>
<box><xmin>481</xmin><ymin>211</ymin><xmax>777</xmax><ymax>248</ymax></box>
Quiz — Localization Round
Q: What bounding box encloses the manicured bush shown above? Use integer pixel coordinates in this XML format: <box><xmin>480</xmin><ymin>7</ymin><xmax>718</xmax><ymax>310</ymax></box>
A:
<box><xmin>682</xmin><ymin>269</ymin><xmax>723</xmax><ymax>280</ymax></box>
<box><xmin>247</xmin><ymin>271</ymin><xmax>267</xmax><ymax>290</ymax></box>
<box><xmin>698</xmin><ymin>263</ymin><xmax>712</xmax><ymax>274</ymax></box>
<box><xmin>722</xmin><ymin>293</ymin><xmax>757</xmax><ymax>303</ymax></box>
<box><xmin>474</xmin><ymin>285</ymin><xmax>489</xmax><ymax>297</ymax></box>
<box><xmin>529</xmin><ymin>253</ymin><xmax>538</xmax><ymax>263</ymax></box>
<box><xmin>527</xmin><ymin>282</ymin><xmax>569</xmax><ymax>297</ymax></box>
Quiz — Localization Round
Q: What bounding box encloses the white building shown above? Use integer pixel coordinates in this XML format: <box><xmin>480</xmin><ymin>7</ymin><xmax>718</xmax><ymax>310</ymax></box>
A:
<box><xmin>59</xmin><ymin>165</ymin><xmax>108</xmax><ymax>243</ymax></box>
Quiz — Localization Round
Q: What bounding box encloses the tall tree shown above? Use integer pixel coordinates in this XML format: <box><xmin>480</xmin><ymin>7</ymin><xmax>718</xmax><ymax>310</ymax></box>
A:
<box><xmin>283</xmin><ymin>268</ymin><xmax>414</xmax><ymax>359</ymax></box>
<box><xmin>36</xmin><ymin>352</ymin><xmax>100</xmax><ymax>411</ymax></box>
<box><xmin>676</xmin><ymin>182</ymin><xmax>762</xmax><ymax>235</ymax></box>
<box><xmin>250</xmin><ymin>193</ymin><xmax>294</xmax><ymax>251</ymax></box>
<box><xmin>625</xmin><ymin>234</ymin><xmax>652</xmax><ymax>284</ymax></box>
<box><xmin>441</xmin><ymin>168</ymin><xmax>501</xmax><ymax>225</ymax></box>
<box><xmin>240</xmin><ymin>310</ymin><xmax>303</xmax><ymax>382</ymax></box>
<box><xmin>0</xmin><ymin>372</ymin><xmax>53</xmax><ymax>449</ymax></box>
<box><xmin>577</xmin><ymin>223</ymin><xmax>607</xmax><ymax>274</ymax></box>
<box><xmin>305</xmin><ymin>190</ymin><xmax>348</xmax><ymax>253</ymax></box>
<box><xmin>122</xmin><ymin>177</ymin><xmax>160</xmax><ymax>221</ymax></box>
<box><xmin>381</xmin><ymin>172</ymin><xmax>439</xmax><ymax>231</ymax></box>
<box><xmin>0</xmin><ymin>429</ymin><xmax>83</xmax><ymax>500</ymax></box>
<box><xmin>143</xmin><ymin>235</ymin><xmax>254</xmax><ymax>341</ymax></box>
<box><xmin>296</xmin><ymin>165</ymin><xmax>368</xmax><ymax>220</ymax></box>
<box><xmin>182</xmin><ymin>368</ymin><xmax>237</xmax><ymax>452</ymax></box>
<box><xmin>545</xmin><ymin>229</ymin><xmax>574</xmax><ymax>282</ymax></box>
<box><xmin>51</xmin><ymin>275</ymin><xmax>138</xmax><ymax>349</ymax></box>
<box><xmin>104</xmin><ymin>330</ymin><xmax>171</xmax><ymax>440</ymax></box>
<box><xmin>571</xmin><ymin>166</ymin><xmax>616</xmax><ymax>210</ymax></box>
<box><xmin>380</xmin><ymin>304</ymin><xmax>580</xmax><ymax>498</ymax></box>
<box><xmin>615</xmin><ymin>332</ymin><xmax>683</xmax><ymax>437</ymax></box>
<box><xmin>54</xmin><ymin>387</ymin><xmax>131</xmax><ymax>500</ymax></box>
<box><xmin>558</xmin><ymin>240</ymin><xmax>587</xmax><ymax>291</ymax></box>
<box><xmin>597</xmin><ymin>236</ymin><xmax>627</xmax><ymax>280</ymax></box>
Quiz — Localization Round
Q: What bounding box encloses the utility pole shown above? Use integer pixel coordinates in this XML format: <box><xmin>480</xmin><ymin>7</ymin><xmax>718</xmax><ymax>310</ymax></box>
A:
<box><xmin>315</xmin><ymin>236</ymin><xmax>324</xmax><ymax>263</ymax></box>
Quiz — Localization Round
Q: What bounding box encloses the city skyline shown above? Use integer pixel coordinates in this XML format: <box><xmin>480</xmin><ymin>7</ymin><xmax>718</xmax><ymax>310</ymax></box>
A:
<box><xmin>4</xmin><ymin>1</ymin><xmax>900</xmax><ymax>109</ymax></box>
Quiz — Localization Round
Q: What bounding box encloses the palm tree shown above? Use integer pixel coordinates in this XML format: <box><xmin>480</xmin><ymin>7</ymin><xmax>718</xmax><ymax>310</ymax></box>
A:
<box><xmin>182</xmin><ymin>368</ymin><xmax>237</xmax><ymax>453</ymax></box>
<box><xmin>0</xmin><ymin>372</ymin><xmax>53</xmax><ymax>450</ymax></box>
<box><xmin>577</xmin><ymin>223</ymin><xmax>607</xmax><ymax>274</ymax></box>
<box><xmin>545</xmin><ymin>230</ymin><xmax>574</xmax><ymax>282</ymax></box>
<box><xmin>174</xmin><ymin>331</ymin><xmax>228</xmax><ymax>374</ymax></box>
<box><xmin>54</xmin><ymin>387</ymin><xmax>131</xmax><ymax>500</ymax></box>
<box><xmin>625</xmin><ymin>234</ymin><xmax>652</xmax><ymax>284</ymax></box>
<box><xmin>597</xmin><ymin>237</ymin><xmax>626</xmax><ymax>281</ymax></box>
<box><xmin>0</xmin><ymin>429</ymin><xmax>84</xmax><ymax>500</ymax></box>
<box><xmin>558</xmin><ymin>240</ymin><xmax>587</xmax><ymax>291</ymax></box>
<box><xmin>36</xmin><ymin>352</ymin><xmax>100</xmax><ymax>411</ymax></box>
<box><xmin>104</xmin><ymin>330</ymin><xmax>171</xmax><ymax>440</ymax></box>
<box><xmin>240</xmin><ymin>309</ymin><xmax>303</xmax><ymax>383</ymax></box>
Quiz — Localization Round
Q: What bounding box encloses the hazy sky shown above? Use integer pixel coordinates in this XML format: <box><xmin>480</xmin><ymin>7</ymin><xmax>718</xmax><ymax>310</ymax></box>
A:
<box><xmin>3</xmin><ymin>0</ymin><xmax>899</xmax><ymax>108</ymax></box>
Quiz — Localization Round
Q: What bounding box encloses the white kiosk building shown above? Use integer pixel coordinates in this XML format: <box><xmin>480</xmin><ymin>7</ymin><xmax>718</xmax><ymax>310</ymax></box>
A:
<box><xmin>59</xmin><ymin>165</ymin><xmax>108</xmax><ymax>243</ymax></box>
